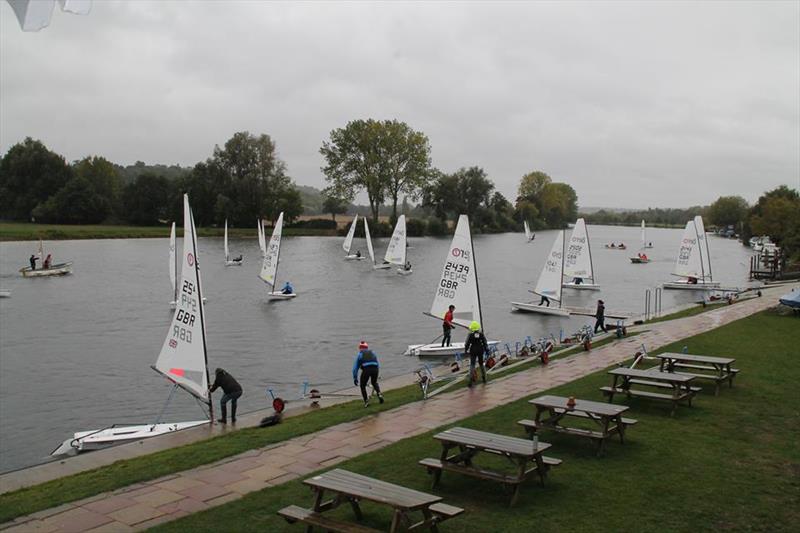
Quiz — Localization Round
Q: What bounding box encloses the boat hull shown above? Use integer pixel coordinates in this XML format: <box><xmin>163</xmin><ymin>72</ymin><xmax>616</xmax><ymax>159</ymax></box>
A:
<box><xmin>511</xmin><ymin>302</ymin><xmax>571</xmax><ymax>316</ymax></box>
<box><xmin>0</xmin><ymin>290</ymin><xmax>10</xmax><ymax>298</ymax></box>
<box><xmin>19</xmin><ymin>262</ymin><xmax>73</xmax><ymax>277</ymax></box>
<box><xmin>630</xmin><ymin>257</ymin><xmax>650</xmax><ymax>264</ymax></box>
<box><xmin>604</xmin><ymin>246</ymin><xmax>627</xmax><ymax>250</ymax></box>
<box><xmin>662</xmin><ymin>281</ymin><xmax>720</xmax><ymax>290</ymax></box>
<box><xmin>224</xmin><ymin>260</ymin><xmax>243</xmax><ymax>266</ymax></box>
<box><xmin>404</xmin><ymin>340</ymin><xmax>500</xmax><ymax>357</ymax></box>
<box><xmin>344</xmin><ymin>255</ymin><xmax>365</xmax><ymax>261</ymax></box>
<box><xmin>268</xmin><ymin>292</ymin><xmax>297</xmax><ymax>300</ymax></box>
<box><xmin>562</xmin><ymin>282</ymin><xmax>600</xmax><ymax>290</ymax></box>
<box><xmin>397</xmin><ymin>268</ymin><xmax>413</xmax><ymax>276</ymax></box>
<box><xmin>373</xmin><ymin>263</ymin><xmax>392</xmax><ymax>270</ymax></box>
<box><xmin>52</xmin><ymin>420</ymin><xmax>209</xmax><ymax>456</ymax></box>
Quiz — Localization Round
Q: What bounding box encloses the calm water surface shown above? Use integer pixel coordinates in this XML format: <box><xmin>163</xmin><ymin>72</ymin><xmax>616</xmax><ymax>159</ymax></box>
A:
<box><xmin>0</xmin><ymin>225</ymin><xmax>753</xmax><ymax>471</ymax></box>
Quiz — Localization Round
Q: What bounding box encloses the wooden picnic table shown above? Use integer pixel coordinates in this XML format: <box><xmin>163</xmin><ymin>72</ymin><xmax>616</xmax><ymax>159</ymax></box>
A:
<box><xmin>656</xmin><ymin>352</ymin><xmax>738</xmax><ymax>395</ymax></box>
<box><xmin>420</xmin><ymin>426</ymin><xmax>561</xmax><ymax>506</ymax></box>
<box><xmin>601</xmin><ymin>367</ymin><xmax>699</xmax><ymax>416</ymax></box>
<box><xmin>520</xmin><ymin>395</ymin><xmax>638</xmax><ymax>456</ymax></box>
<box><xmin>278</xmin><ymin>468</ymin><xmax>463</xmax><ymax>532</ymax></box>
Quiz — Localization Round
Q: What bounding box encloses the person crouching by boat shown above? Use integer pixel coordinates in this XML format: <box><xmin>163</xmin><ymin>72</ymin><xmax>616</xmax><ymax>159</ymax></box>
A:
<box><xmin>352</xmin><ymin>341</ymin><xmax>384</xmax><ymax>407</ymax></box>
<box><xmin>209</xmin><ymin>368</ymin><xmax>242</xmax><ymax>424</ymax></box>
<box><xmin>465</xmin><ymin>321</ymin><xmax>489</xmax><ymax>387</ymax></box>
<box><xmin>29</xmin><ymin>254</ymin><xmax>37</xmax><ymax>270</ymax></box>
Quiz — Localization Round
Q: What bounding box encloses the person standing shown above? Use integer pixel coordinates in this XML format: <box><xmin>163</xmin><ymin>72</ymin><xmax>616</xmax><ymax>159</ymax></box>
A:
<box><xmin>441</xmin><ymin>304</ymin><xmax>455</xmax><ymax>347</ymax></box>
<box><xmin>352</xmin><ymin>341</ymin><xmax>384</xmax><ymax>407</ymax></box>
<box><xmin>29</xmin><ymin>254</ymin><xmax>38</xmax><ymax>270</ymax></box>
<box><xmin>465</xmin><ymin>321</ymin><xmax>489</xmax><ymax>387</ymax></box>
<box><xmin>539</xmin><ymin>294</ymin><xmax>550</xmax><ymax>307</ymax></box>
<box><xmin>594</xmin><ymin>300</ymin><xmax>607</xmax><ymax>333</ymax></box>
<box><xmin>43</xmin><ymin>253</ymin><xmax>52</xmax><ymax>269</ymax></box>
<box><xmin>209</xmin><ymin>368</ymin><xmax>243</xmax><ymax>424</ymax></box>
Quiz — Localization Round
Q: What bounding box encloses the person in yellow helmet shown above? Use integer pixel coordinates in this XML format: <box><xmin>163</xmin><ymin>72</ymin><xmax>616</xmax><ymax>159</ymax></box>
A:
<box><xmin>464</xmin><ymin>321</ymin><xmax>489</xmax><ymax>387</ymax></box>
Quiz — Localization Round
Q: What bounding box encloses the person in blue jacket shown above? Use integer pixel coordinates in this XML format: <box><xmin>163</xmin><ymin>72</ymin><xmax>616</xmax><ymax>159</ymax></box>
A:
<box><xmin>352</xmin><ymin>341</ymin><xmax>385</xmax><ymax>407</ymax></box>
<box><xmin>281</xmin><ymin>281</ymin><xmax>293</xmax><ymax>294</ymax></box>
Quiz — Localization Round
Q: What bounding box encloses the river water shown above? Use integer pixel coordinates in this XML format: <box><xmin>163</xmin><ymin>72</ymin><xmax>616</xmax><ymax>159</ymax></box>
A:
<box><xmin>0</xmin><ymin>225</ymin><xmax>752</xmax><ymax>472</ymax></box>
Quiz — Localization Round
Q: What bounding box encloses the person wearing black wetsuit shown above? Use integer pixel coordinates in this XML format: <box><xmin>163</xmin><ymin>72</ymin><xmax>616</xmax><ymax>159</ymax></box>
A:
<box><xmin>465</xmin><ymin>322</ymin><xmax>489</xmax><ymax>387</ymax></box>
<box><xmin>209</xmin><ymin>368</ymin><xmax>243</xmax><ymax>424</ymax></box>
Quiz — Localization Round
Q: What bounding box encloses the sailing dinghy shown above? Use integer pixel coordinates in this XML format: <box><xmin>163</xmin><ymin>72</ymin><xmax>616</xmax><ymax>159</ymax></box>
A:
<box><xmin>630</xmin><ymin>220</ymin><xmax>652</xmax><ymax>263</ymax></box>
<box><xmin>386</xmin><ymin>215</ymin><xmax>412</xmax><ymax>275</ymax></box>
<box><xmin>562</xmin><ymin>218</ymin><xmax>599</xmax><ymax>290</ymax></box>
<box><xmin>511</xmin><ymin>231</ymin><xmax>571</xmax><ymax>316</ymax></box>
<box><xmin>53</xmin><ymin>195</ymin><xmax>213</xmax><ymax>456</ymax></box>
<box><xmin>19</xmin><ymin>240</ymin><xmax>72</xmax><ymax>277</ymax></box>
<box><xmin>260</xmin><ymin>212</ymin><xmax>296</xmax><ymax>300</ymax></box>
<box><xmin>663</xmin><ymin>216</ymin><xmax>719</xmax><ymax>290</ymax></box>
<box><xmin>224</xmin><ymin>219</ymin><xmax>243</xmax><ymax>266</ymax></box>
<box><xmin>524</xmin><ymin>220</ymin><xmax>535</xmax><ymax>242</ymax></box>
<box><xmin>364</xmin><ymin>217</ymin><xmax>391</xmax><ymax>270</ymax></box>
<box><xmin>343</xmin><ymin>215</ymin><xmax>364</xmax><ymax>260</ymax></box>
<box><xmin>405</xmin><ymin>214</ymin><xmax>499</xmax><ymax>356</ymax></box>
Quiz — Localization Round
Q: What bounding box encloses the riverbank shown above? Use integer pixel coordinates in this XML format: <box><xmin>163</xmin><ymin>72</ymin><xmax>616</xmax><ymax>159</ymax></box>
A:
<box><xmin>0</xmin><ymin>286</ymin><xmax>791</xmax><ymax>531</ymax></box>
<box><xmin>0</xmin><ymin>222</ymin><xmax>336</xmax><ymax>241</ymax></box>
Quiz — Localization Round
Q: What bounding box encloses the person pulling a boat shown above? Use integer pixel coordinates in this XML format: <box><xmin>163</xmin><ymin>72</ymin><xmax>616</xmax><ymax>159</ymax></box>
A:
<box><xmin>465</xmin><ymin>321</ymin><xmax>489</xmax><ymax>387</ymax></box>
<box><xmin>352</xmin><ymin>341</ymin><xmax>384</xmax><ymax>407</ymax></box>
<box><xmin>281</xmin><ymin>281</ymin><xmax>294</xmax><ymax>295</ymax></box>
<box><xmin>441</xmin><ymin>304</ymin><xmax>455</xmax><ymax>348</ymax></box>
<box><xmin>208</xmin><ymin>368</ymin><xmax>243</xmax><ymax>424</ymax></box>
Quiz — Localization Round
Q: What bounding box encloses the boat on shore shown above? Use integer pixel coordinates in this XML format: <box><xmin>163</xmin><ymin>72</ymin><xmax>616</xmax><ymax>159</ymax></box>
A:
<box><xmin>663</xmin><ymin>215</ymin><xmax>720</xmax><ymax>290</ymax></box>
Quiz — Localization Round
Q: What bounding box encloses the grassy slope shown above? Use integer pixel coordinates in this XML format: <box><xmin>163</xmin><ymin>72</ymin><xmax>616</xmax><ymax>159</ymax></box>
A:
<box><xmin>152</xmin><ymin>311</ymin><xmax>800</xmax><ymax>533</ymax></box>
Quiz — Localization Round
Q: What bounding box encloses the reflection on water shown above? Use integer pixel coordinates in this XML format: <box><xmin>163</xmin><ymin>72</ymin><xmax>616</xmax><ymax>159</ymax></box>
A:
<box><xmin>0</xmin><ymin>226</ymin><xmax>752</xmax><ymax>471</ymax></box>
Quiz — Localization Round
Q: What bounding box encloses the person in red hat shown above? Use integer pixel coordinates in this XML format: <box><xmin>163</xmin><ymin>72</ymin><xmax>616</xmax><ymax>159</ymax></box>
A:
<box><xmin>352</xmin><ymin>340</ymin><xmax>385</xmax><ymax>407</ymax></box>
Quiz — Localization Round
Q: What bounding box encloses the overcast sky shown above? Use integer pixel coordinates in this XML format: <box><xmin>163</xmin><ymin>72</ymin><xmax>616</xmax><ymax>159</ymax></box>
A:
<box><xmin>1</xmin><ymin>1</ymin><xmax>798</xmax><ymax>208</ymax></box>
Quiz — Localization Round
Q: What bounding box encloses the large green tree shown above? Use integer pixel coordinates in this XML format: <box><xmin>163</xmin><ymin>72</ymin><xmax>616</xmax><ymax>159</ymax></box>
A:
<box><xmin>320</xmin><ymin>119</ymin><xmax>432</xmax><ymax>223</ymax></box>
<box><xmin>122</xmin><ymin>173</ymin><xmax>171</xmax><ymax>225</ymax></box>
<box><xmin>708</xmin><ymin>195</ymin><xmax>749</xmax><ymax>228</ymax></box>
<box><xmin>32</xmin><ymin>176</ymin><xmax>110</xmax><ymax>224</ymax></box>
<box><xmin>0</xmin><ymin>137</ymin><xmax>73</xmax><ymax>220</ymax></box>
<box><xmin>74</xmin><ymin>156</ymin><xmax>122</xmax><ymax>217</ymax></box>
<box><xmin>748</xmin><ymin>186</ymin><xmax>800</xmax><ymax>259</ymax></box>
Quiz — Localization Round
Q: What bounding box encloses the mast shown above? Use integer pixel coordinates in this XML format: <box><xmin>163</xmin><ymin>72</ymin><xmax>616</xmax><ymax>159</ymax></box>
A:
<box><xmin>559</xmin><ymin>230</ymin><xmax>565</xmax><ymax>309</ymax></box>
<box><xmin>586</xmin><ymin>222</ymin><xmax>597</xmax><ymax>284</ymax></box>
<box><xmin>273</xmin><ymin>214</ymin><xmax>284</xmax><ymax>289</ymax></box>
<box><xmin>693</xmin><ymin>219</ymin><xmax>706</xmax><ymax>281</ymax></box>
<box><xmin>469</xmin><ymin>216</ymin><xmax>485</xmax><ymax>333</ymax></box>
<box><xmin>189</xmin><ymin>204</ymin><xmax>213</xmax><ymax>418</ymax></box>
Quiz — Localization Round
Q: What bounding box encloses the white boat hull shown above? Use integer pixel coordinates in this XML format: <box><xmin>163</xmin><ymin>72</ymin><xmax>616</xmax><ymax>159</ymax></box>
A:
<box><xmin>52</xmin><ymin>420</ymin><xmax>209</xmax><ymax>456</ymax></box>
<box><xmin>225</xmin><ymin>260</ymin><xmax>243</xmax><ymax>267</ymax></box>
<box><xmin>630</xmin><ymin>257</ymin><xmax>650</xmax><ymax>264</ymax></box>
<box><xmin>0</xmin><ymin>290</ymin><xmax>10</xmax><ymax>298</ymax></box>
<box><xmin>373</xmin><ymin>263</ymin><xmax>392</xmax><ymax>270</ymax></box>
<box><xmin>345</xmin><ymin>255</ymin><xmax>365</xmax><ymax>261</ymax></box>
<box><xmin>268</xmin><ymin>291</ymin><xmax>297</xmax><ymax>300</ymax></box>
<box><xmin>511</xmin><ymin>301</ymin><xmax>571</xmax><ymax>316</ymax></box>
<box><xmin>19</xmin><ymin>262</ymin><xmax>73</xmax><ymax>277</ymax></box>
<box><xmin>405</xmin><ymin>340</ymin><xmax>500</xmax><ymax>357</ymax></box>
<box><xmin>397</xmin><ymin>268</ymin><xmax>413</xmax><ymax>276</ymax></box>
<box><xmin>662</xmin><ymin>280</ymin><xmax>720</xmax><ymax>290</ymax></box>
<box><xmin>562</xmin><ymin>282</ymin><xmax>600</xmax><ymax>291</ymax></box>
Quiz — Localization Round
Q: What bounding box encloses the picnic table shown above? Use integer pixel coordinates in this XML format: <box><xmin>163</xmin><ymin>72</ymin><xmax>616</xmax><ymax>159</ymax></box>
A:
<box><xmin>519</xmin><ymin>395</ymin><xmax>638</xmax><ymax>456</ymax></box>
<box><xmin>601</xmin><ymin>367</ymin><xmax>699</xmax><ymax>416</ymax></box>
<box><xmin>419</xmin><ymin>426</ymin><xmax>561</xmax><ymax>506</ymax></box>
<box><xmin>278</xmin><ymin>468</ymin><xmax>463</xmax><ymax>532</ymax></box>
<box><xmin>656</xmin><ymin>352</ymin><xmax>739</xmax><ymax>395</ymax></box>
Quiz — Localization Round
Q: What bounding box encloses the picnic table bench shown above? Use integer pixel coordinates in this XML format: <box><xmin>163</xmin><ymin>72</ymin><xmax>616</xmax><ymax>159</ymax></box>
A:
<box><xmin>601</xmin><ymin>367</ymin><xmax>698</xmax><ymax>416</ymax></box>
<box><xmin>278</xmin><ymin>468</ymin><xmax>463</xmax><ymax>532</ymax></box>
<box><xmin>519</xmin><ymin>395</ymin><xmax>638</xmax><ymax>456</ymax></box>
<box><xmin>656</xmin><ymin>352</ymin><xmax>739</xmax><ymax>395</ymax></box>
<box><xmin>419</xmin><ymin>426</ymin><xmax>561</xmax><ymax>506</ymax></box>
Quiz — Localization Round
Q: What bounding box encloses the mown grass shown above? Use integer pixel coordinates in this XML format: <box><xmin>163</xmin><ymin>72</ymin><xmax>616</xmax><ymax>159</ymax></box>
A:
<box><xmin>0</xmin><ymin>222</ymin><xmax>335</xmax><ymax>241</ymax></box>
<box><xmin>0</xmin><ymin>329</ymin><xmax>633</xmax><ymax>523</ymax></box>
<box><xmin>152</xmin><ymin>311</ymin><xmax>799</xmax><ymax>532</ymax></box>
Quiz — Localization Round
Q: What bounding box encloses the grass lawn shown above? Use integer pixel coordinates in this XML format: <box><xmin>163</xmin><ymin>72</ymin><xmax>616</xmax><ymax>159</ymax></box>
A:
<box><xmin>152</xmin><ymin>311</ymin><xmax>799</xmax><ymax>532</ymax></box>
<box><xmin>0</xmin><ymin>222</ymin><xmax>335</xmax><ymax>241</ymax></box>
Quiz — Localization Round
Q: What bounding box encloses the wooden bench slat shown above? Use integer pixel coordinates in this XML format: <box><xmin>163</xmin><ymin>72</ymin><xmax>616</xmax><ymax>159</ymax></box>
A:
<box><xmin>278</xmin><ymin>505</ymin><xmax>381</xmax><ymax>533</ymax></box>
<box><xmin>429</xmin><ymin>502</ymin><xmax>464</xmax><ymax>518</ymax></box>
<box><xmin>600</xmin><ymin>386</ymin><xmax>688</xmax><ymax>401</ymax></box>
<box><xmin>628</xmin><ymin>379</ymin><xmax>702</xmax><ymax>392</ymax></box>
<box><xmin>549</xmin><ymin>409</ymin><xmax>639</xmax><ymax>425</ymax></box>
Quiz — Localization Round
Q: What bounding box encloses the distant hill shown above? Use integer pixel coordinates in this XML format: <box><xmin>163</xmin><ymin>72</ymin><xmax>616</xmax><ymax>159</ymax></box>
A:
<box><xmin>114</xmin><ymin>161</ymin><xmax>192</xmax><ymax>184</ymax></box>
<box><xmin>579</xmin><ymin>206</ymin><xmax>639</xmax><ymax>214</ymax></box>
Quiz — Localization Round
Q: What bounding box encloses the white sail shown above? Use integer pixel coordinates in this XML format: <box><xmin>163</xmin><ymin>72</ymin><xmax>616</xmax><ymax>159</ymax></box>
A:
<box><xmin>430</xmin><ymin>214</ymin><xmax>481</xmax><ymax>328</ymax></box>
<box><xmin>343</xmin><ymin>215</ymin><xmax>358</xmax><ymax>254</ymax></box>
<box><xmin>524</xmin><ymin>221</ymin><xmax>532</xmax><ymax>241</ymax></box>
<box><xmin>259</xmin><ymin>213</ymin><xmax>284</xmax><ymax>288</ymax></box>
<box><xmin>154</xmin><ymin>195</ymin><xmax>210</xmax><ymax>403</ymax></box>
<box><xmin>257</xmin><ymin>219</ymin><xmax>266</xmax><ymax>257</ymax></box>
<box><xmin>672</xmin><ymin>220</ymin><xmax>704</xmax><ymax>279</ymax></box>
<box><xmin>384</xmin><ymin>215</ymin><xmax>407</xmax><ymax>266</ymax></box>
<box><xmin>364</xmin><ymin>217</ymin><xmax>375</xmax><ymax>264</ymax></box>
<box><xmin>168</xmin><ymin>222</ymin><xmax>177</xmax><ymax>301</ymax></box>
<box><xmin>693</xmin><ymin>215</ymin><xmax>712</xmax><ymax>280</ymax></box>
<box><xmin>641</xmin><ymin>220</ymin><xmax>646</xmax><ymax>247</ymax></box>
<box><xmin>224</xmin><ymin>219</ymin><xmax>230</xmax><ymax>261</ymax></box>
<box><xmin>534</xmin><ymin>231</ymin><xmax>564</xmax><ymax>303</ymax></box>
<box><xmin>563</xmin><ymin>218</ymin><xmax>594</xmax><ymax>281</ymax></box>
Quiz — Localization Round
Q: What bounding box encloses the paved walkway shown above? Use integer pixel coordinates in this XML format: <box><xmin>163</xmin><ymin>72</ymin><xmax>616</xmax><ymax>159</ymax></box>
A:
<box><xmin>0</xmin><ymin>290</ymin><xmax>784</xmax><ymax>532</ymax></box>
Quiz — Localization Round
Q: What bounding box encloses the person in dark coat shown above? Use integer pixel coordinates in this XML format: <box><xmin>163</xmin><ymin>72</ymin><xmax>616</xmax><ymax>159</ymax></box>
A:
<box><xmin>594</xmin><ymin>300</ymin><xmax>607</xmax><ymax>333</ymax></box>
<box><xmin>352</xmin><ymin>341</ymin><xmax>384</xmax><ymax>407</ymax></box>
<box><xmin>209</xmin><ymin>368</ymin><xmax>243</xmax><ymax>424</ymax></box>
<box><xmin>29</xmin><ymin>254</ymin><xmax>37</xmax><ymax>270</ymax></box>
<box><xmin>465</xmin><ymin>321</ymin><xmax>489</xmax><ymax>387</ymax></box>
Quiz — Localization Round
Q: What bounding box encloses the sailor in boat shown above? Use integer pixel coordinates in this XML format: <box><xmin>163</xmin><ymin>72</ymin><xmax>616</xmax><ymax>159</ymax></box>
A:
<box><xmin>29</xmin><ymin>254</ymin><xmax>38</xmax><ymax>270</ymax></box>
<box><xmin>539</xmin><ymin>294</ymin><xmax>551</xmax><ymax>307</ymax></box>
<box><xmin>687</xmin><ymin>276</ymin><xmax>698</xmax><ymax>284</ymax></box>
<box><xmin>441</xmin><ymin>305</ymin><xmax>455</xmax><ymax>347</ymax></box>
<box><xmin>43</xmin><ymin>254</ymin><xmax>52</xmax><ymax>269</ymax></box>
<box><xmin>352</xmin><ymin>341</ymin><xmax>384</xmax><ymax>407</ymax></box>
<box><xmin>209</xmin><ymin>368</ymin><xmax>243</xmax><ymax>424</ymax></box>
<box><xmin>610</xmin><ymin>242</ymin><xmax>616</xmax><ymax>248</ymax></box>
<box><xmin>572</xmin><ymin>276</ymin><xmax>583</xmax><ymax>285</ymax></box>
<box><xmin>403</xmin><ymin>260</ymin><xmax>412</xmax><ymax>272</ymax></box>
<box><xmin>232</xmin><ymin>254</ymin><xmax>243</xmax><ymax>262</ymax></box>
<box><xmin>465</xmin><ymin>321</ymin><xmax>489</xmax><ymax>387</ymax></box>
<box><xmin>619</xmin><ymin>242</ymin><xmax>625</xmax><ymax>249</ymax></box>
<box><xmin>355</xmin><ymin>250</ymin><xmax>362</xmax><ymax>258</ymax></box>
<box><xmin>281</xmin><ymin>281</ymin><xmax>294</xmax><ymax>295</ymax></box>
<box><xmin>594</xmin><ymin>300</ymin><xmax>607</xmax><ymax>333</ymax></box>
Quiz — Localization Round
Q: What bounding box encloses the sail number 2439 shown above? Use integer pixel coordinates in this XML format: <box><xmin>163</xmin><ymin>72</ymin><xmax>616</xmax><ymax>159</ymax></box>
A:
<box><xmin>438</xmin><ymin>261</ymin><xmax>469</xmax><ymax>299</ymax></box>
